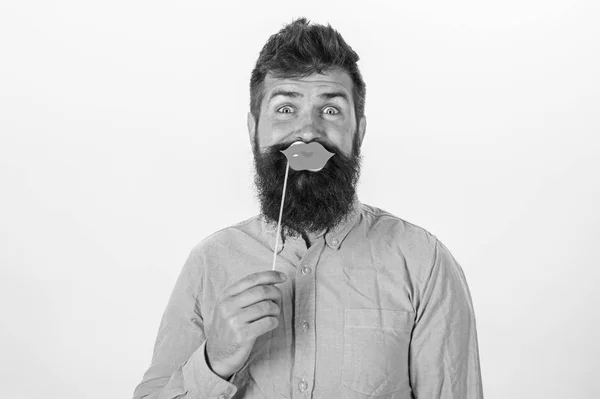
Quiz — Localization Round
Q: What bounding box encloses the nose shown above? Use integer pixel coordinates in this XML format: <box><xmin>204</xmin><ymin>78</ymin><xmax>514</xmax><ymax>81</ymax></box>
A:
<box><xmin>294</xmin><ymin>111</ymin><xmax>325</xmax><ymax>144</ymax></box>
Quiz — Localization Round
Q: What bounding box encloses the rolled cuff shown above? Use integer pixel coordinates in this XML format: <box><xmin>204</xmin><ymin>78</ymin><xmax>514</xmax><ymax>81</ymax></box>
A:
<box><xmin>181</xmin><ymin>340</ymin><xmax>239</xmax><ymax>398</ymax></box>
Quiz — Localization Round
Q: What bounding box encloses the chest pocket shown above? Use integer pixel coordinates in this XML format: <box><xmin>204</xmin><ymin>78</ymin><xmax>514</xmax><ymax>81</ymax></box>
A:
<box><xmin>342</xmin><ymin>308</ymin><xmax>415</xmax><ymax>396</ymax></box>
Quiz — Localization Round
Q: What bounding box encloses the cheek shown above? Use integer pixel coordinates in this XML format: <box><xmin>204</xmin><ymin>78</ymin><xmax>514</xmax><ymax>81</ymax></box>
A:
<box><xmin>259</xmin><ymin>119</ymin><xmax>290</xmax><ymax>142</ymax></box>
<box><xmin>328</xmin><ymin>131</ymin><xmax>352</xmax><ymax>151</ymax></box>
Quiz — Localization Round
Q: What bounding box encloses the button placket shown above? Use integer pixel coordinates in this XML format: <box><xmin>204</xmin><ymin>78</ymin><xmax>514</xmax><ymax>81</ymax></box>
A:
<box><xmin>293</xmin><ymin>254</ymin><xmax>315</xmax><ymax>397</ymax></box>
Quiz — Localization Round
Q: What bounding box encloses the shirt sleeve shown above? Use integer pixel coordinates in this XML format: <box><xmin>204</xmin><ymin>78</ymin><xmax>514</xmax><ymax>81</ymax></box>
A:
<box><xmin>132</xmin><ymin>245</ymin><xmax>240</xmax><ymax>399</ymax></box>
<box><xmin>409</xmin><ymin>238</ymin><xmax>484</xmax><ymax>398</ymax></box>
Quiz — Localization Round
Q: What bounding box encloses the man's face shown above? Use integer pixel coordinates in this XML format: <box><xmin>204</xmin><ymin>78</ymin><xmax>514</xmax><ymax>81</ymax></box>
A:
<box><xmin>247</xmin><ymin>69</ymin><xmax>366</xmax><ymax>238</ymax></box>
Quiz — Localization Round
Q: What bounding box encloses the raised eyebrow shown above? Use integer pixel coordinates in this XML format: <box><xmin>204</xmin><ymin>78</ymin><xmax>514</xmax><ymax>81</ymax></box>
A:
<box><xmin>319</xmin><ymin>91</ymin><xmax>350</xmax><ymax>104</ymax></box>
<box><xmin>267</xmin><ymin>90</ymin><xmax>350</xmax><ymax>105</ymax></box>
<box><xmin>268</xmin><ymin>90</ymin><xmax>303</xmax><ymax>104</ymax></box>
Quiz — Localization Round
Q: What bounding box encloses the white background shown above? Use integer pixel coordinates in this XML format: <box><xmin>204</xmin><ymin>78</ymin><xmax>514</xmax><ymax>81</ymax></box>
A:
<box><xmin>1</xmin><ymin>1</ymin><xmax>599</xmax><ymax>398</ymax></box>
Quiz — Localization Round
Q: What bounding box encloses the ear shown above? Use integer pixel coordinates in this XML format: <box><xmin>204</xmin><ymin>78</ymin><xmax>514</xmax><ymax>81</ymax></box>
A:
<box><xmin>358</xmin><ymin>115</ymin><xmax>367</xmax><ymax>147</ymax></box>
<box><xmin>247</xmin><ymin>111</ymin><xmax>256</xmax><ymax>144</ymax></box>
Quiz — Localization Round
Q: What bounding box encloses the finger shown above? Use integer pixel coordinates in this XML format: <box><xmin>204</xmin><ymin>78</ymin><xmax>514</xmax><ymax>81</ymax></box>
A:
<box><xmin>240</xmin><ymin>300</ymin><xmax>281</xmax><ymax>324</ymax></box>
<box><xmin>225</xmin><ymin>270</ymin><xmax>286</xmax><ymax>297</ymax></box>
<box><xmin>235</xmin><ymin>284</ymin><xmax>282</xmax><ymax>309</ymax></box>
<box><xmin>247</xmin><ymin>316</ymin><xmax>279</xmax><ymax>339</ymax></box>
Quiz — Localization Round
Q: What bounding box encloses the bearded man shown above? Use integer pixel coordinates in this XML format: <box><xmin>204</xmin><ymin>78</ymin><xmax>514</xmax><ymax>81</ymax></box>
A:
<box><xmin>133</xmin><ymin>17</ymin><xmax>484</xmax><ymax>399</ymax></box>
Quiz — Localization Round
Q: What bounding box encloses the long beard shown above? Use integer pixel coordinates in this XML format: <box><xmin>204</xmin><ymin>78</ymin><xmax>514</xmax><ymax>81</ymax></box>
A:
<box><xmin>252</xmin><ymin>132</ymin><xmax>362</xmax><ymax>237</ymax></box>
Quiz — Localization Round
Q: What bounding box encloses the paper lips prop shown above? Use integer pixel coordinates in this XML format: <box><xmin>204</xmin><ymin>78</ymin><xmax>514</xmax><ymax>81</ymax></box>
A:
<box><xmin>271</xmin><ymin>141</ymin><xmax>336</xmax><ymax>272</ymax></box>
<box><xmin>279</xmin><ymin>141</ymin><xmax>335</xmax><ymax>172</ymax></box>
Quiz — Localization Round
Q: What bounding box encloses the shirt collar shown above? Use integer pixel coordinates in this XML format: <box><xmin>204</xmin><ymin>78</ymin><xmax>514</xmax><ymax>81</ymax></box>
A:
<box><xmin>262</xmin><ymin>193</ymin><xmax>363</xmax><ymax>254</ymax></box>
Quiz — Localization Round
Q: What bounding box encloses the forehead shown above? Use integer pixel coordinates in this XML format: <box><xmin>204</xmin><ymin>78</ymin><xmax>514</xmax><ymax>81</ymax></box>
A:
<box><xmin>262</xmin><ymin>69</ymin><xmax>354</xmax><ymax>102</ymax></box>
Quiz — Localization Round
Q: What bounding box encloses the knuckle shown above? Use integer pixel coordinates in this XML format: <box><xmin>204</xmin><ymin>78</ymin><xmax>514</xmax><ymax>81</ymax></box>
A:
<box><xmin>237</xmin><ymin>321</ymin><xmax>250</xmax><ymax>337</ymax></box>
<box><xmin>245</xmin><ymin>325</ymin><xmax>257</xmax><ymax>340</ymax></box>
<box><xmin>259</xmin><ymin>301</ymin><xmax>269</xmax><ymax>313</ymax></box>
<box><xmin>218</xmin><ymin>301</ymin><xmax>230</xmax><ymax>316</ymax></box>
<box><xmin>269</xmin><ymin>301</ymin><xmax>279</xmax><ymax>313</ymax></box>
<box><xmin>227</xmin><ymin>316</ymin><xmax>238</xmax><ymax>331</ymax></box>
<box><xmin>234</xmin><ymin>328</ymin><xmax>246</xmax><ymax>342</ymax></box>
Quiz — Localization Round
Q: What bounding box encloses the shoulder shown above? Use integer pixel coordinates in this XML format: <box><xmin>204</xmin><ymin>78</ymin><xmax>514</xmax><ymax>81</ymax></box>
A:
<box><xmin>184</xmin><ymin>214</ymin><xmax>264</xmax><ymax>270</ymax></box>
<box><xmin>361</xmin><ymin>202</ymin><xmax>441</xmax><ymax>282</ymax></box>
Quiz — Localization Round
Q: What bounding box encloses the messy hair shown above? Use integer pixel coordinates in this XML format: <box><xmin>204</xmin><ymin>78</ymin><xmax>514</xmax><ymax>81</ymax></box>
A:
<box><xmin>249</xmin><ymin>17</ymin><xmax>366</xmax><ymax>125</ymax></box>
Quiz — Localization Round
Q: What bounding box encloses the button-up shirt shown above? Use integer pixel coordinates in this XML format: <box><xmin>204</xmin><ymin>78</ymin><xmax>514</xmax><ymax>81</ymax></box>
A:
<box><xmin>133</xmin><ymin>194</ymin><xmax>484</xmax><ymax>398</ymax></box>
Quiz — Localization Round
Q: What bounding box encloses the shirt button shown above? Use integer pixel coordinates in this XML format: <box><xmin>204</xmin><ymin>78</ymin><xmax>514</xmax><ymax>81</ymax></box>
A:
<box><xmin>301</xmin><ymin>265</ymin><xmax>312</xmax><ymax>275</ymax></box>
<box><xmin>298</xmin><ymin>378</ymin><xmax>308</xmax><ymax>391</ymax></box>
<box><xmin>300</xmin><ymin>320</ymin><xmax>309</xmax><ymax>332</ymax></box>
<box><xmin>331</xmin><ymin>238</ymin><xmax>339</xmax><ymax>245</ymax></box>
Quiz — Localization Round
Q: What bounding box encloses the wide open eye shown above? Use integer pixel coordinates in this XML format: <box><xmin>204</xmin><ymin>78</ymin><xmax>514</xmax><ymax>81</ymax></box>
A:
<box><xmin>323</xmin><ymin>106</ymin><xmax>340</xmax><ymax>115</ymax></box>
<box><xmin>277</xmin><ymin>105</ymin><xmax>294</xmax><ymax>114</ymax></box>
